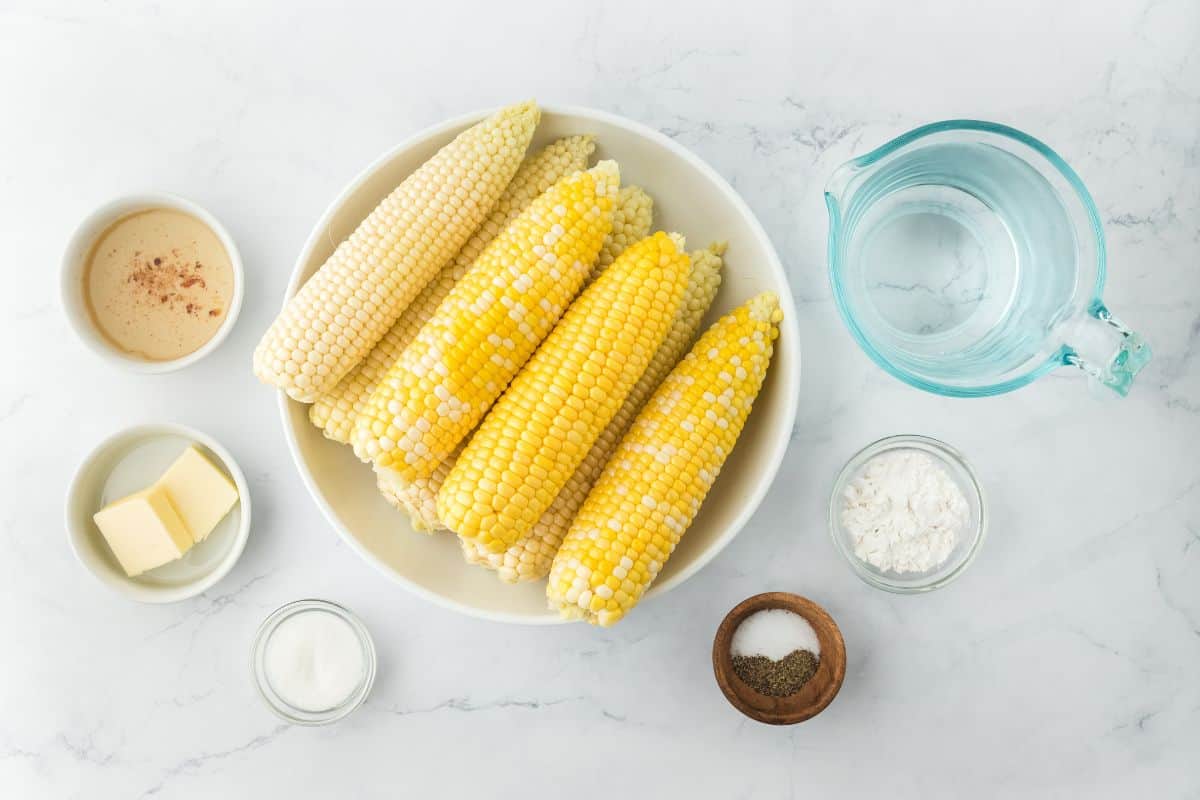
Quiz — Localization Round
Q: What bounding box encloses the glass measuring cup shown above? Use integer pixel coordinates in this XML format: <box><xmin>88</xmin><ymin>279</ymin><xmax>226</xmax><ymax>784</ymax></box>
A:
<box><xmin>825</xmin><ymin>120</ymin><xmax>1150</xmax><ymax>397</ymax></box>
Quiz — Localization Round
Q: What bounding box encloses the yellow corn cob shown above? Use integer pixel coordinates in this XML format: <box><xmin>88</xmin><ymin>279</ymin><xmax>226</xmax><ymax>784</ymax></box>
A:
<box><xmin>595</xmin><ymin>186</ymin><xmax>653</xmax><ymax>274</ymax></box>
<box><xmin>463</xmin><ymin>243</ymin><xmax>724</xmax><ymax>580</ymax></box>
<box><xmin>254</xmin><ymin>102</ymin><xmax>540</xmax><ymax>402</ymax></box>
<box><xmin>379</xmin><ymin>197</ymin><xmax>655</xmax><ymax>532</ymax></box>
<box><xmin>308</xmin><ymin>136</ymin><xmax>597</xmax><ymax>443</ymax></box>
<box><xmin>441</xmin><ymin>232</ymin><xmax>692</xmax><ymax>554</ymax></box>
<box><xmin>353</xmin><ymin>161</ymin><xmax>620</xmax><ymax>476</ymax></box>
<box><xmin>547</xmin><ymin>292</ymin><xmax>782</xmax><ymax>626</ymax></box>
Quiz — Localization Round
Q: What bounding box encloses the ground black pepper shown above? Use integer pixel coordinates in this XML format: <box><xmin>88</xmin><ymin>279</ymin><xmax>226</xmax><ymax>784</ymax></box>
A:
<box><xmin>732</xmin><ymin>649</ymin><xmax>818</xmax><ymax>696</ymax></box>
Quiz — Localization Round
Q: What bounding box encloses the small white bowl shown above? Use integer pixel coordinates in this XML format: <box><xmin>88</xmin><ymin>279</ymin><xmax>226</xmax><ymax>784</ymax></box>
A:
<box><xmin>66</xmin><ymin>423</ymin><xmax>252</xmax><ymax>603</ymax></box>
<box><xmin>60</xmin><ymin>193</ymin><xmax>245</xmax><ymax>373</ymax></box>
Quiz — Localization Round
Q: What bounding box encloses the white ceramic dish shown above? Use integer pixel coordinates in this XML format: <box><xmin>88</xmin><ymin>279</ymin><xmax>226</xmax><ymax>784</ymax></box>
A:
<box><xmin>66</xmin><ymin>423</ymin><xmax>252</xmax><ymax>603</ymax></box>
<box><xmin>279</xmin><ymin>105</ymin><xmax>801</xmax><ymax>624</ymax></box>
<box><xmin>61</xmin><ymin>193</ymin><xmax>245</xmax><ymax>373</ymax></box>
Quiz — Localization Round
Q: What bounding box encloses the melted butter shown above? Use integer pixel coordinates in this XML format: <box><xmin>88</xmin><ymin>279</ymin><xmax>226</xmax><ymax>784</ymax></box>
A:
<box><xmin>84</xmin><ymin>209</ymin><xmax>234</xmax><ymax>361</ymax></box>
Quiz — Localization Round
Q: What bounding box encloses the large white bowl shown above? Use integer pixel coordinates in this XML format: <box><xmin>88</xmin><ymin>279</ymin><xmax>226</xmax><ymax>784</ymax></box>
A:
<box><xmin>279</xmin><ymin>105</ymin><xmax>800</xmax><ymax>624</ymax></box>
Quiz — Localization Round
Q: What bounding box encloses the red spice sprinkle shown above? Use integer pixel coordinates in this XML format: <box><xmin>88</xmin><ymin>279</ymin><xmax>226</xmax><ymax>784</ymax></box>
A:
<box><xmin>125</xmin><ymin>247</ymin><xmax>214</xmax><ymax>314</ymax></box>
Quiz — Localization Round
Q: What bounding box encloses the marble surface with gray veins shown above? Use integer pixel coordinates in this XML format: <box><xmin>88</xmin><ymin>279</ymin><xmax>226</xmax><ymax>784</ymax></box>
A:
<box><xmin>1</xmin><ymin>1</ymin><xmax>1197</xmax><ymax>797</ymax></box>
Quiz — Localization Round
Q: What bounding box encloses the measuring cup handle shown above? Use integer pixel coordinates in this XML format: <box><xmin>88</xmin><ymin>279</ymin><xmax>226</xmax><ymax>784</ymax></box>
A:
<box><xmin>1064</xmin><ymin>303</ymin><xmax>1152</xmax><ymax>397</ymax></box>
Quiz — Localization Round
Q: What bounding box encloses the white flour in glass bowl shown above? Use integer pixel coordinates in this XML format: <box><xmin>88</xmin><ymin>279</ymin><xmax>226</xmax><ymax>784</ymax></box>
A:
<box><xmin>840</xmin><ymin>450</ymin><xmax>970</xmax><ymax>574</ymax></box>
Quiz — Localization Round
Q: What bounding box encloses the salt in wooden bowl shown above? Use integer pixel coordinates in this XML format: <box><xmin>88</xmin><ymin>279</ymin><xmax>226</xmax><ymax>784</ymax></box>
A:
<box><xmin>712</xmin><ymin>592</ymin><xmax>846</xmax><ymax>725</ymax></box>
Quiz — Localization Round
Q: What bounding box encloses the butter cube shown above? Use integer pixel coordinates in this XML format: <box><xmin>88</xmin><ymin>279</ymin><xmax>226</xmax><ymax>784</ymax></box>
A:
<box><xmin>93</xmin><ymin>485</ymin><xmax>194</xmax><ymax>576</ymax></box>
<box><xmin>156</xmin><ymin>445</ymin><xmax>239</xmax><ymax>542</ymax></box>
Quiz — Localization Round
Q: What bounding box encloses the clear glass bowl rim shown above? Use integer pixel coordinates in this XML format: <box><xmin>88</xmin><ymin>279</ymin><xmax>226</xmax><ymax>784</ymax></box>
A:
<box><xmin>827</xmin><ymin>434</ymin><xmax>988</xmax><ymax>593</ymax></box>
<box><xmin>250</xmin><ymin>598</ymin><xmax>378</xmax><ymax>726</ymax></box>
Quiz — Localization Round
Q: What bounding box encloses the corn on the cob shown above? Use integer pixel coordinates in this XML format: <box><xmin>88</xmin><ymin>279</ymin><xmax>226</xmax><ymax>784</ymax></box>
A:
<box><xmin>547</xmin><ymin>292</ymin><xmax>782</xmax><ymax>626</ymax></box>
<box><xmin>353</xmin><ymin>161</ymin><xmax>620</xmax><ymax>476</ymax></box>
<box><xmin>309</xmin><ymin>136</ymin><xmax>596</xmax><ymax>443</ymax></box>
<box><xmin>595</xmin><ymin>186</ymin><xmax>653</xmax><ymax>274</ymax></box>
<box><xmin>442</xmin><ymin>232</ymin><xmax>692</xmax><ymax>554</ymax></box>
<box><xmin>254</xmin><ymin>102</ymin><xmax>540</xmax><ymax>402</ymax></box>
<box><xmin>375</xmin><ymin>442</ymin><xmax>461</xmax><ymax>533</ymax></box>
<box><xmin>380</xmin><ymin>195</ymin><xmax>655</xmax><ymax>532</ymax></box>
<box><xmin>463</xmin><ymin>243</ymin><xmax>724</xmax><ymax>580</ymax></box>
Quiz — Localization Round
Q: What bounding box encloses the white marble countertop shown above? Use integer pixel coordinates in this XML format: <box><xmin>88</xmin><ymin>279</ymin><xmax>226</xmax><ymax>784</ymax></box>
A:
<box><xmin>2</xmin><ymin>1</ymin><xmax>1198</xmax><ymax>796</ymax></box>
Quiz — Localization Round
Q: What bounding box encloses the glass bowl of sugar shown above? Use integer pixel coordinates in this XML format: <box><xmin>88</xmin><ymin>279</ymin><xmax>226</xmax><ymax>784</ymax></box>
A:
<box><xmin>828</xmin><ymin>435</ymin><xmax>986</xmax><ymax>593</ymax></box>
<box><xmin>251</xmin><ymin>599</ymin><xmax>377</xmax><ymax>725</ymax></box>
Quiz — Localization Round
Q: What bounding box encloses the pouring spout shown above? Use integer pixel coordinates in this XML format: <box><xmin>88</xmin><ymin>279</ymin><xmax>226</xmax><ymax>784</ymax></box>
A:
<box><xmin>824</xmin><ymin>161</ymin><xmax>860</xmax><ymax>208</ymax></box>
<box><xmin>825</xmin><ymin>161</ymin><xmax>862</xmax><ymax>244</ymax></box>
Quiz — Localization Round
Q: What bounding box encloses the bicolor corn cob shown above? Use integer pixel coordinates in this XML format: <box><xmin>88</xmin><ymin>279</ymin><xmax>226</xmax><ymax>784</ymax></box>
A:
<box><xmin>352</xmin><ymin>161</ymin><xmax>620</xmax><ymax>477</ymax></box>
<box><xmin>463</xmin><ymin>243</ymin><xmax>724</xmax><ymax>580</ymax></box>
<box><xmin>441</xmin><ymin>232</ymin><xmax>692</xmax><ymax>554</ymax></box>
<box><xmin>547</xmin><ymin>292</ymin><xmax>782</xmax><ymax>626</ymax></box>
<box><xmin>254</xmin><ymin>101</ymin><xmax>540</xmax><ymax>402</ymax></box>
<box><xmin>308</xmin><ymin>136</ymin><xmax>596</xmax><ymax>443</ymax></box>
<box><xmin>378</xmin><ymin>192</ymin><xmax>655</xmax><ymax>532</ymax></box>
<box><xmin>595</xmin><ymin>186</ymin><xmax>653</xmax><ymax>274</ymax></box>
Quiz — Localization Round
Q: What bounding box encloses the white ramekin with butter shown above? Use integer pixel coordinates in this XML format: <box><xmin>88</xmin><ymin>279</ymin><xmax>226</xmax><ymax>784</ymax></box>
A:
<box><xmin>66</xmin><ymin>423</ymin><xmax>251</xmax><ymax>602</ymax></box>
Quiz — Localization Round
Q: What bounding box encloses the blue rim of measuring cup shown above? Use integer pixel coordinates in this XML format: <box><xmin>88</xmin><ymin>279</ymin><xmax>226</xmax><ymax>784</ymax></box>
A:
<box><xmin>825</xmin><ymin>119</ymin><xmax>1107</xmax><ymax>398</ymax></box>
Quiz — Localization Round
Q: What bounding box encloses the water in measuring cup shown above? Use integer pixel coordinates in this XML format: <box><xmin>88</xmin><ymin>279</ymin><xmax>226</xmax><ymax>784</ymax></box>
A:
<box><xmin>844</xmin><ymin>141</ymin><xmax>1079</xmax><ymax>378</ymax></box>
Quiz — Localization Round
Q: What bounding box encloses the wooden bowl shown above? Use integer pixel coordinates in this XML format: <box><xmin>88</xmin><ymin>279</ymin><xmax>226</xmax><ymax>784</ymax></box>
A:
<box><xmin>712</xmin><ymin>592</ymin><xmax>846</xmax><ymax>725</ymax></box>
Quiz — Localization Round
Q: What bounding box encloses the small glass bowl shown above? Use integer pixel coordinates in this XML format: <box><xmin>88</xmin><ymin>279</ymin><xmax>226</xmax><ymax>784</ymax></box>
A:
<box><xmin>250</xmin><ymin>599</ymin><xmax>377</xmax><ymax>726</ymax></box>
<box><xmin>828</xmin><ymin>435</ymin><xmax>986</xmax><ymax>593</ymax></box>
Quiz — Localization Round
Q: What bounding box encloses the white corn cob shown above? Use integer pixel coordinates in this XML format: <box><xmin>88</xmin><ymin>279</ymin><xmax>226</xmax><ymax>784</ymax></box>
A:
<box><xmin>254</xmin><ymin>101</ymin><xmax>540</xmax><ymax>402</ymax></box>
<box><xmin>309</xmin><ymin>136</ymin><xmax>596</xmax><ymax>443</ymax></box>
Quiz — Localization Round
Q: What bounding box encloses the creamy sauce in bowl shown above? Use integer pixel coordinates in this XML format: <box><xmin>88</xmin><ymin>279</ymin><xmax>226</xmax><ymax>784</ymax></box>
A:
<box><xmin>83</xmin><ymin>208</ymin><xmax>234</xmax><ymax>361</ymax></box>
